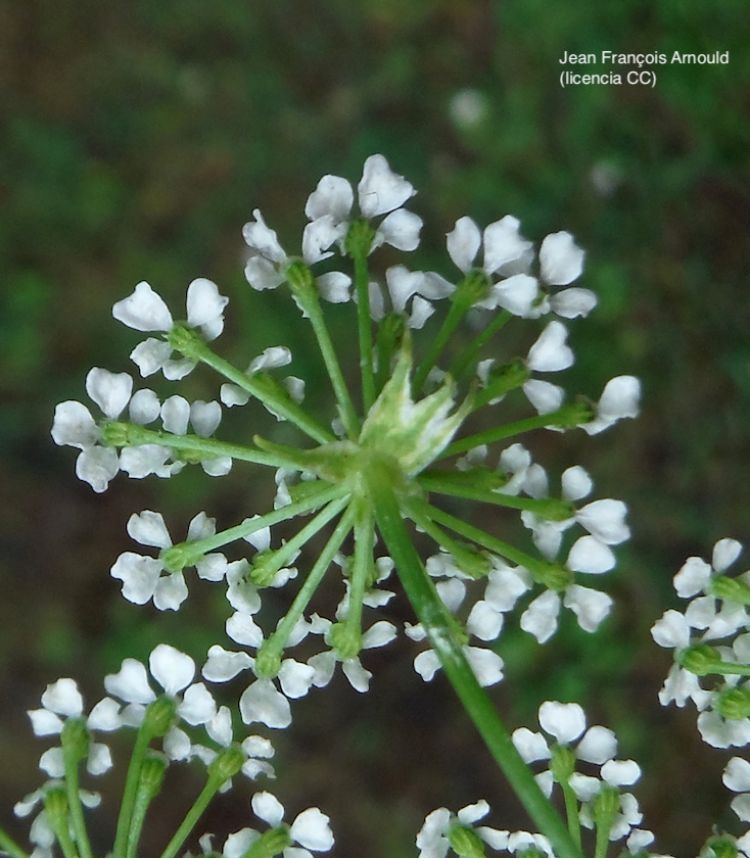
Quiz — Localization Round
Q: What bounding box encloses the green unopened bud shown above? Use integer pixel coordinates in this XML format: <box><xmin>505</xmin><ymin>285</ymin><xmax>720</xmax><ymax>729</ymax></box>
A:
<box><xmin>61</xmin><ymin>718</ymin><xmax>90</xmax><ymax>763</ymax></box>
<box><xmin>717</xmin><ymin>687</ymin><xmax>750</xmax><ymax>720</ymax></box>
<box><xmin>483</xmin><ymin>358</ymin><xmax>530</xmax><ymax>399</ymax></box>
<box><xmin>143</xmin><ymin>696</ymin><xmax>178</xmax><ymax>738</ymax></box>
<box><xmin>533</xmin><ymin>498</ymin><xmax>577</xmax><ymax>523</ymax></box>
<box><xmin>378</xmin><ymin>312</ymin><xmax>406</xmax><ymax>349</ymax></box>
<box><xmin>250</xmin><ymin>550</ymin><xmax>283</xmax><ymax>587</ymax></box>
<box><xmin>592</xmin><ymin>784</ymin><xmax>620</xmax><ymax>826</ymax></box>
<box><xmin>327</xmin><ymin>622</ymin><xmax>362</xmax><ymax>660</ymax></box>
<box><xmin>536</xmin><ymin>563</ymin><xmax>574</xmax><ymax>591</ymax></box>
<box><xmin>550</xmin><ymin>744</ymin><xmax>576</xmax><ymax>784</ymax></box>
<box><xmin>448</xmin><ymin>823</ymin><xmax>486</xmax><ymax>857</ymax></box>
<box><xmin>168</xmin><ymin>322</ymin><xmax>206</xmax><ymax>361</ymax></box>
<box><xmin>345</xmin><ymin>219</ymin><xmax>376</xmax><ymax>258</ymax></box>
<box><xmin>678</xmin><ymin>644</ymin><xmax>721</xmax><ymax>676</ymax></box>
<box><xmin>255</xmin><ymin>643</ymin><xmax>282</xmax><ymax>679</ymax></box>
<box><xmin>454</xmin><ymin>270</ymin><xmax>492</xmax><ymax>308</ymax></box>
<box><xmin>285</xmin><ymin>260</ymin><xmax>317</xmax><ymax>311</ymax></box>
<box><xmin>701</xmin><ymin>836</ymin><xmax>738</xmax><ymax>858</ymax></box>
<box><xmin>557</xmin><ymin>397</ymin><xmax>596</xmax><ymax>429</ymax></box>
<box><xmin>711</xmin><ymin>575</ymin><xmax>750</xmax><ymax>606</ymax></box>
<box><xmin>208</xmin><ymin>745</ymin><xmax>245</xmax><ymax>783</ymax></box>
<box><xmin>101</xmin><ymin>420</ymin><xmax>136</xmax><ymax>447</ymax></box>
<box><xmin>43</xmin><ymin>788</ymin><xmax>69</xmax><ymax>826</ymax></box>
<box><xmin>140</xmin><ymin>751</ymin><xmax>168</xmax><ymax>798</ymax></box>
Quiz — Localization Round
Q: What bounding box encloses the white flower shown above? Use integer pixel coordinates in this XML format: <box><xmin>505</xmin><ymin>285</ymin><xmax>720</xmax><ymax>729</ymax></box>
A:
<box><xmin>190</xmin><ymin>705</ymin><xmax>276</xmax><ymax>782</ymax></box>
<box><xmin>673</xmin><ymin>538</ymin><xmax>744</xmax><ymax>599</ymax></box>
<box><xmin>113</xmin><ymin>279</ymin><xmax>228</xmax><ymax>380</ymax></box>
<box><xmin>532</xmin><ymin>231</ymin><xmax>597</xmax><ymax>320</ymax></box>
<box><xmin>27</xmin><ymin>679</ymin><xmax>118</xmax><ymax>779</ymax></box>
<box><xmin>307</xmin><ymin>619</ymin><xmax>398</xmax><ymax>693</ymax></box>
<box><xmin>104</xmin><ymin>644</ymin><xmax>216</xmax><ymax>760</ymax></box>
<box><xmin>376</xmin><ymin>265</ymin><xmax>454</xmax><ymax>329</ymax></box>
<box><xmin>15</xmin><ymin>783</ymin><xmax>101</xmax><ymax>852</ymax></box>
<box><xmin>111</xmin><ymin>510</ymin><xmax>227</xmax><ymax>610</ymax></box>
<box><xmin>251</xmin><ymin>791</ymin><xmax>334</xmax><ymax>854</ymax></box>
<box><xmin>304</xmin><ymin>154</ymin><xmax>422</xmax><ymax>255</ymax></box>
<box><xmin>51</xmin><ymin>367</ymin><xmax>134</xmax><ymax>492</ymax></box>
<box><xmin>416</xmin><ymin>801</ymin><xmax>508</xmax><ymax>858</ymax></box>
<box><xmin>650</xmin><ymin>609</ymin><xmax>714</xmax><ymax>709</ymax></box>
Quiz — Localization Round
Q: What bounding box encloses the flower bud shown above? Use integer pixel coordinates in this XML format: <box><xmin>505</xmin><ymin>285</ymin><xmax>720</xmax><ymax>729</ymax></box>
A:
<box><xmin>143</xmin><ymin>696</ymin><xmax>178</xmax><ymax>738</ymax></box>
<box><xmin>678</xmin><ymin>644</ymin><xmax>721</xmax><ymax>676</ymax></box>
<box><xmin>448</xmin><ymin>824</ymin><xmax>486</xmax><ymax>857</ymax></box>
<box><xmin>61</xmin><ymin>718</ymin><xmax>90</xmax><ymax>764</ymax></box>
<box><xmin>550</xmin><ymin>745</ymin><xmax>576</xmax><ymax>784</ymax></box>
<box><xmin>717</xmin><ymin>687</ymin><xmax>750</xmax><ymax>720</ymax></box>
<box><xmin>345</xmin><ymin>218</ymin><xmax>376</xmax><ymax>258</ymax></box>
<box><xmin>208</xmin><ymin>745</ymin><xmax>245</xmax><ymax>783</ymax></box>
<box><xmin>592</xmin><ymin>784</ymin><xmax>620</xmax><ymax>826</ymax></box>
<box><xmin>43</xmin><ymin>787</ymin><xmax>69</xmax><ymax>827</ymax></box>
<box><xmin>711</xmin><ymin>575</ymin><xmax>750</xmax><ymax>606</ymax></box>
<box><xmin>326</xmin><ymin>623</ymin><xmax>362</xmax><ymax>661</ymax></box>
<box><xmin>140</xmin><ymin>751</ymin><xmax>168</xmax><ymax>798</ymax></box>
<box><xmin>255</xmin><ymin>643</ymin><xmax>282</xmax><ymax>680</ymax></box>
<box><xmin>454</xmin><ymin>270</ymin><xmax>492</xmax><ymax>308</ymax></box>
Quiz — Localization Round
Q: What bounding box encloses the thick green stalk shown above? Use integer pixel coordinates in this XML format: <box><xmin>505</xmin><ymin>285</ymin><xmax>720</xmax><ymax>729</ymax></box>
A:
<box><xmin>112</xmin><ymin>723</ymin><xmax>152</xmax><ymax>858</ymax></box>
<box><xmin>61</xmin><ymin>739</ymin><xmax>94</xmax><ymax>858</ymax></box>
<box><xmin>0</xmin><ymin>827</ymin><xmax>30</xmax><ymax>858</ymax></box>
<box><xmin>367</xmin><ymin>468</ymin><xmax>582</xmax><ymax>858</ymax></box>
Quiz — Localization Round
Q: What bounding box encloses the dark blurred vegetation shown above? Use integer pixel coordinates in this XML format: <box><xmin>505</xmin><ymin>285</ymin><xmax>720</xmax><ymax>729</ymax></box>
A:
<box><xmin>1</xmin><ymin>1</ymin><xmax>749</xmax><ymax>855</ymax></box>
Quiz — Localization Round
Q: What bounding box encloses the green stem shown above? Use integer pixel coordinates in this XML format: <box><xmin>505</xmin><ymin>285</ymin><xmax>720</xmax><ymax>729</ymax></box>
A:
<box><xmin>125</xmin><ymin>783</ymin><xmax>154</xmax><ymax>858</ymax></box>
<box><xmin>161</xmin><ymin>482</ymin><xmax>348</xmax><ymax>568</ymax></box>
<box><xmin>264</xmin><ymin>505</ymin><xmax>356</xmax><ymax>657</ymax></box>
<box><xmin>62</xmin><ymin>744</ymin><xmax>94</xmax><ymax>858</ymax></box>
<box><xmin>367</xmin><ymin>469</ymin><xmax>582</xmax><ymax>858</ymax></box>
<box><xmin>450</xmin><ymin>310</ymin><xmax>512</xmax><ymax>381</ymax></box>
<box><xmin>0</xmin><ymin>826</ymin><xmax>30</xmax><ymax>858</ymax></box>
<box><xmin>594</xmin><ymin>819</ymin><xmax>612</xmax><ymax>858</ymax></box>
<box><xmin>422</xmin><ymin>502</ymin><xmax>555</xmax><ymax>583</ymax></box>
<box><xmin>347</xmin><ymin>498</ymin><xmax>375</xmax><ymax>631</ymax></box>
<box><xmin>250</xmin><ymin>495</ymin><xmax>350</xmax><ymax>584</ymax></box>
<box><xmin>703</xmin><ymin>660</ymin><xmax>750</xmax><ymax>676</ymax></box>
<box><xmin>105</xmin><ymin>423</ymin><xmax>302</xmax><ymax>470</ymax></box>
<box><xmin>413</xmin><ymin>298</ymin><xmax>468</xmax><ymax>392</ymax></box>
<box><xmin>353</xmin><ymin>249</ymin><xmax>377</xmax><ymax>412</ymax></box>
<box><xmin>418</xmin><ymin>474</ymin><xmax>575</xmax><ymax>521</ymax></box>
<box><xmin>560</xmin><ymin>782</ymin><xmax>582</xmax><ymax>849</ymax></box>
<box><xmin>113</xmin><ymin>723</ymin><xmax>152</xmax><ymax>858</ymax></box>
<box><xmin>196</xmin><ymin>344</ymin><xmax>333</xmax><ymax>444</ymax></box>
<box><xmin>158</xmin><ymin>777</ymin><xmax>222</xmax><ymax>858</ymax></box>
<box><xmin>443</xmin><ymin>405</ymin><xmax>586</xmax><ymax>458</ymax></box>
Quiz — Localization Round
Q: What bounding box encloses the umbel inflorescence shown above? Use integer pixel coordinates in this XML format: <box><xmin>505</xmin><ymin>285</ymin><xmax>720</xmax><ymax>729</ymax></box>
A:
<box><xmin>6</xmin><ymin>154</ymin><xmax>745</xmax><ymax>858</ymax></box>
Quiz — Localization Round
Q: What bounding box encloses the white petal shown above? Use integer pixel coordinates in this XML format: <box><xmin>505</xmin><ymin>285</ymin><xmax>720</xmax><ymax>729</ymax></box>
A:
<box><xmin>465</xmin><ymin>647</ymin><xmax>504</xmax><ymax>687</ymax></box>
<box><xmin>305</xmin><ymin>175</ymin><xmax>353</xmax><ymax>222</ymax></box>
<box><xmin>567</xmin><ymin>536</ymin><xmax>615</xmax><ymax>575</ymax></box>
<box><xmin>119</xmin><ymin>444</ymin><xmax>170</xmax><ymax>479</ymax></box>
<box><xmin>291</xmin><ymin>808</ymin><xmax>335</xmax><ymax>851</ymax></box>
<box><xmin>713</xmin><ymin>538</ymin><xmax>743</xmax><ymax>573</ymax></box>
<box><xmin>512</xmin><ymin>728</ymin><xmax>551</xmax><ymax>763</ymax></box>
<box><xmin>130</xmin><ymin>338</ymin><xmax>172</xmax><ymax>377</ymax></box>
<box><xmin>178</xmin><ymin>683</ymin><xmax>216</xmax><ymax>725</ymax></box>
<box><xmin>357</xmin><ymin>154</ymin><xmax>415</xmax><ymax>218</ymax></box>
<box><xmin>563</xmin><ymin>585</ymin><xmax>613</xmax><ymax>632</ymax></box>
<box><xmin>376</xmin><ymin>209</ymin><xmax>422</xmax><ymax>251</ymax></box>
<box><xmin>437</xmin><ymin>578</ymin><xmax>466</xmax><ymax>613</ymax></box>
<box><xmin>87</xmin><ymin>697</ymin><xmax>121</xmax><ymax>732</ymax></box>
<box><xmin>164</xmin><ymin>726</ymin><xmax>191</xmax><ymax>761</ymax></box>
<box><xmin>161</xmin><ymin>395</ymin><xmax>190</xmax><ymax>435</ymax></box>
<box><xmin>252</xmin><ymin>791</ymin><xmax>285</xmax><ymax>827</ymax></box>
<box><xmin>28</xmin><ymin>709</ymin><xmax>63</xmax><ymax>737</ymax></box>
<box><xmin>576</xmin><ymin>499</ymin><xmax>630</xmax><ymax>545</ymax></box>
<box><xmin>577</xmin><ymin>726</ymin><xmax>617</xmax><ymax>764</ymax></box>
<box><xmin>361</xmin><ymin>621</ymin><xmax>397</xmax><ymax>649</ymax></box>
<box><xmin>244</xmin><ymin>255</ymin><xmax>285</xmax><ymax>291</ymax></box>
<box><xmin>539</xmin><ymin>232</ymin><xmax>585</xmax><ymax>286</ymax></box>
<box><xmin>673</xmin><ymin>557</ymin><xmax>712</xmax><ymax>598</ymax></box>
<box><xmin>242</xmin><ymin>210</ymin><xmax>287</xmax><ymax>263</ymax></box>
<box><xmin>549</xmin><ymin>288</ymin><xmax>597</xmax><ymax>319</ymax></box>
<box><xmin>128</xmin><ymin>389</ymin><xmax>161</xmax><ymax>425</ymax></box>
<box><xmin>650</xmin><ymin>610</ymin><xmax>690</xmax><ymax>649</ymax></box>
<box><xmin>227</xmin><ymin>612</ymin><xmax>265</xmax><ymax>648</ymax></box>
<box><xmin>149</xmin><ymin>644</ymin><xmax>195</xmax><ymax>696</ymax></box>
<box><xmin>302</xmin><ymin>215</ymin><xmax>344</xmax><ymax>264</ymax></box>
<box><xmin>104</xmin><ymin>659</ymin><xmax>155</xmax><ymax>705</ymax></box>
<box><xmin>316</xmin><ymin>272</ymin><xmax>351</xmax><ymax>304</ymax></box>
<box><xmin>561</xmin><ymin>466</ymin><xmax>593</xmax><ymax>501</ymax></box>
<box><xmin>186</xmin><ymin>279</ymin><xmax>228</xmax><ymax>330</ymax></box>
<box><xmin>153</xmin><ymin>573</ymin><xmax>189</xmax><ymax>611</ymax></box>
<box><xmin>447</xmin><ymin>216</ymin><xmax>481</xmax><ymax>273</ymax></box>
<box><xmin>110</xmin><ymin>552</ymin><xmax>161</xmax><ymax>604</ymax></box>
<box><xmin>51</xmin><ymin>401</ymin><xmax>98</xmax><ymax>449</ymax></box>
<box><xmin>203</xmin><ymin>645</ymin><xmax>253</xmax><ymax>682</ymax></box>
<box><xmin>520</xmin><ymin>590</ymin><xmax>560</xmax><ymax>643</ymax></box>
<box><xmin>241</xmin><ymin>679</ymin><xmax>291</xmax><ymax>729</ymax></box>
<box><xmin>39</xmin><ymin>747</ymin><xmax>65</xmax><ymax>778</ymax></box>
<box><xmin>190</xmin><ymin>400</ymin><xmax>222</xmax><ymax>437</ymax></box>
<box><xmin>278</xmin><ymin>660</ymin><xmax>316</xmax><ymax>699</ymax></box>
<box><xmin>527</xmin><ymin>321</ymin><xmax>574</xmax><ymax>372</ymax></box>
<box><xmin>539</xmin><ymin>701</ymin><xmax>586</xmax><ymax>745</ymax></box>
<box><xmin>342</xmin><ymin>659</ymin><xmax>372</xmax><ymax>693</ymax></box>
<box><xmin>249</xmin><ymin>346</ymin><xmax>292</xmax><ymax>374</ymax></box>
<box><xmin>457</xmin><ymin>801</ymin><xmax>490</xmax><ymax>825</ymax></box>
<box><xmin>467</xmin><ymin>601</ymin><xmax>503</xmax><ymax>641</ymax></box>
<box><xmin>112</xmin><ymin>282</ymin><xmax>173</xmax><ymax>332</ymax></box>
<box><xmin>523</xmin><ymin>379</ymin><xmax>564</xmax><ymax>415</ymax></box>
<box><xmin>724</xmin><ymin>757</ymin><xmax>750</xmax><ymax>793</ymax></box>
<box><xmin>87</xmin><ymin>743</ymin><xmax>113</xmax><ymax>776</ymax></box>
<box><xmin>385</xmin><ymin>265</ymin><xmax>422</xmax><ymax>313</ymax></box>
<box><xmin>86</xmin><ymin>368</ymin><xmax>133</xmax><ymax>419</ymax></box>
<box><xmin>483</xmin><ymin>216</ymin><xmax>532</xmax><ymax>275</ymax></box>
<box><xmin>414</xmin><ymin>650</ymin><xmax>441</xmax><ymax>682</ymax></box>
<box><xmin>41</xmin><ymin>678</ymin><xmax>84</xmax><ymax>718</ymax></box>
<box><xmin>127</xmin><ymin>510</ymin><xmax>172</xmax><ymax>549</ymax></box>
<box><xmin>221</xmin><ymin>383</ymin><xmax>251</xmax><ymax>407</ymax></box>
<box><xmin>602</xmin><ymin>759</ymin><xmax>640</xmax><ymax>787</ymax></box>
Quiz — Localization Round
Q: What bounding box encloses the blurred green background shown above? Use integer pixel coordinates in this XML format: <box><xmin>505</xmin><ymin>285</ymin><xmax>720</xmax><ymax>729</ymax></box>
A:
<box><xmin>1</xmin><ymin>1</ymin><xmax>749</xmax><ymax>855</ymax></box>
